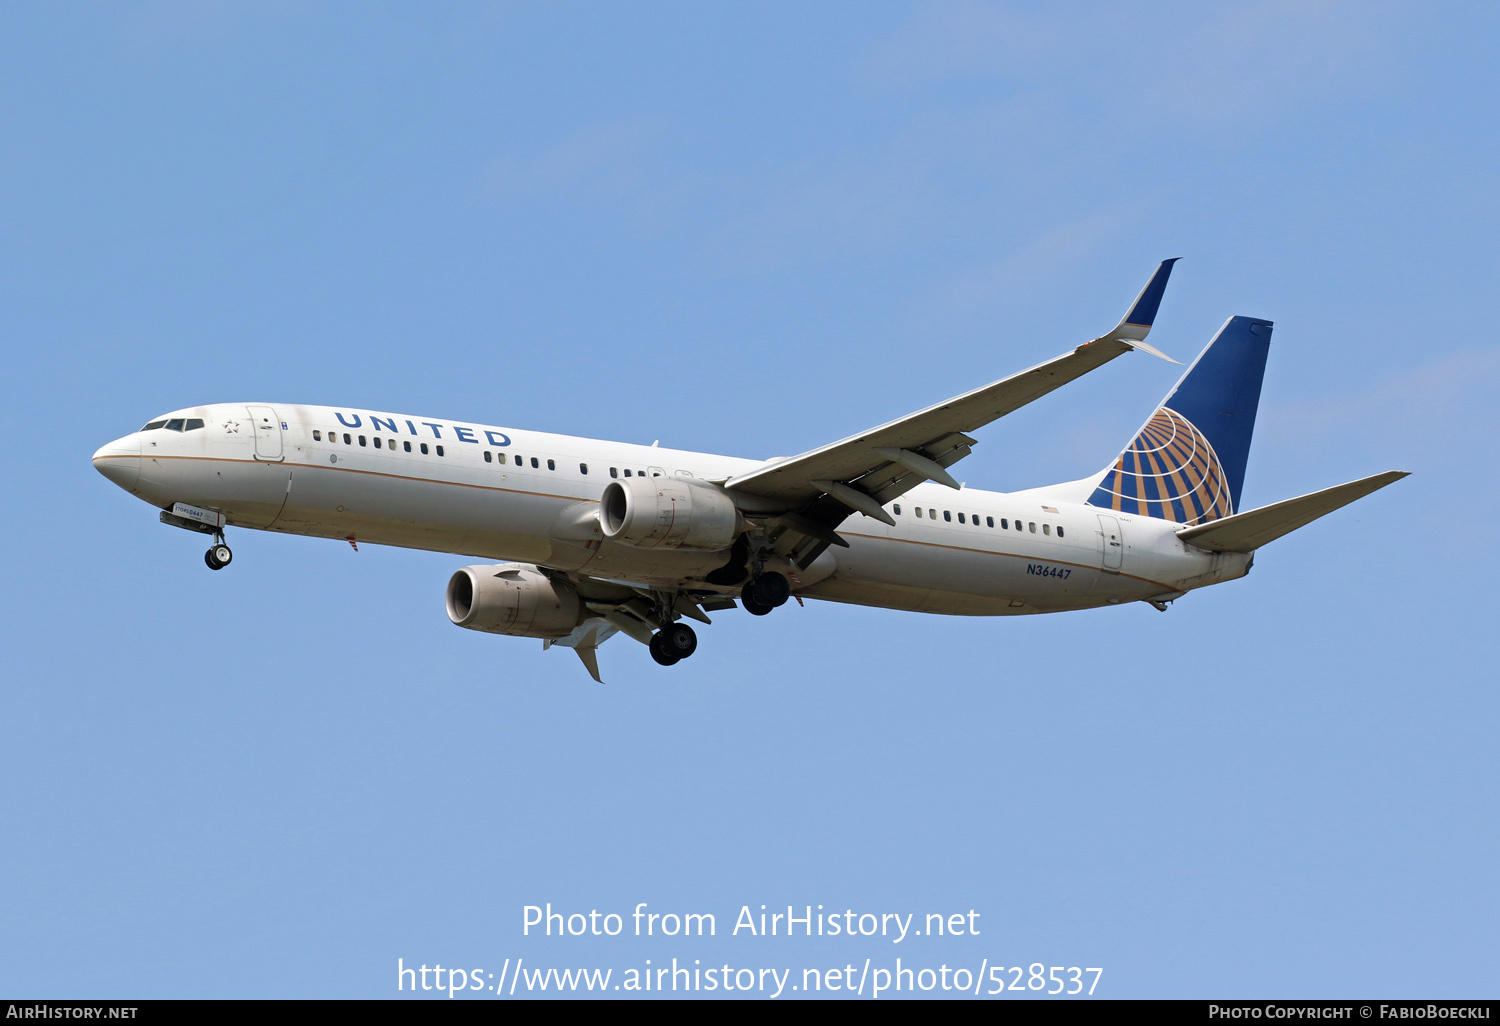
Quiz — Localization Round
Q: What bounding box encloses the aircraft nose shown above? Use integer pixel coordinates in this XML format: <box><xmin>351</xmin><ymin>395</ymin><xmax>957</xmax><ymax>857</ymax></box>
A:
<box><xmin>92</xmin><ymin>434</ymin><xmax>142</xmax><ymax>492</ymax></box>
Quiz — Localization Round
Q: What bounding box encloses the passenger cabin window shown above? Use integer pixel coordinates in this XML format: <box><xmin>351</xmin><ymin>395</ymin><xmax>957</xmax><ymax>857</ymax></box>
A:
<box><xmin>1043</xmin><ymin>524</ymin><xmax>1051</xmax><ymax>535</ymax></box>
<box><xmin>372</xmin><ymin>438</ymin><xmax>381</xmax><ymax>449</ymax></box>
<box><xmin>403</xmin><ymin>441</ymin><xmax>411</xmax><ymax>452</ymax></box>
<box><xmin>623</xmin><ymin>469</ymin><xmax>632</xmax><ymax>477</ymax></box>
<box><xmin>547</xmin><ymin>459</ymin><xmax>555</xmax><ymax>470</ymax></box>
<box><xmin>497</xmin><ymin>453</ymin><xmax>507</xmax><ymax>464</ymax></box>
<box><xmin>436</xmin><ymin>445</ymin><xmax>445</xmax><ymax>456</ymax></box>
<box><xmin>420</xmin><ymin>443</ymin><xmax>429</xmax><ymax>454</ymax></box>
<box><xmin>957</xmin><ymin>512</ymin><xmax>966</xmax><ymax>524</ymax></box>
<box><xmin>483</xmin><ymin>451</ymin><xmax>492</xmax><ymax>463</ymax></box>
<box><xmin>610</xmin><ymin>467</ymin><xmax>618</xmax><ymax>478</ymax></box>
<box><xmin>579</xmin><ymin>463</ymin><xmax>588</xmax><ymax>474</ymax></box>
<box><xmin>313</xmin><ymin>430</ymin><xmax>322</xmax><ymax>441</ymax></box>
<box><xmin>1057</xmin><ymin>526</ymin><xmax>1065</xmax><ymax>537</ymax></box>
<box><xmin>1001</xmin><ymin>518</ymin><xmax>1008</xmax><ymax>529</ymax></box>
<box><xmin>359</xmin><ymin>435</ymin><xmax>366</xmax><ymax>446</ymax></box>
<box><xmin>141</xmin><ymin>420</ymin><xmax>167</xmax><ymax>431</ymax></box>
<box><xmin>893</xmin><ymin>504</ymin><xmax>901</xmax><ymax>515</ymax></box>
<box><xmin>344</xmin><ymin>433</ymin><xmax>351</xmax><ymax>445</ymax></box>
<box><xmin>943</xmin><ymin>510</ymin><xmax>952</xmax><ymax>522</ymax></box>
<box><xmin>1029</xmin><ymin>522</ymin><xmax>1036</xmax><ymax>533</ymax></box>
<box><xmin>530</xmin><ymin>457</ymin><xmax>539</xmax><ymax>469</ymax></box>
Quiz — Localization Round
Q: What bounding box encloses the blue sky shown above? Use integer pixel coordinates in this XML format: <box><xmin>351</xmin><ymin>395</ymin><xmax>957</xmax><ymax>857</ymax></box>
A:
<box><xmin>2</xmin><ymin>1</ymin><xmax>1496</xmax><ymax>999</ymax></box>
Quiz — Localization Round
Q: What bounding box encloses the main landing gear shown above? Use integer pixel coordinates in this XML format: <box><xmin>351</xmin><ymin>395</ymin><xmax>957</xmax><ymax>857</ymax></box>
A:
<box><xmin>649</xmin><ymin>622</ymin><xmax>698</xmax><ymax>666</ymax></box>
<box><xmin>639</xmin><ymin>568</ymin><xmax>791</xmax><ymax>669</ymax></box>
<box><xmin>740</xmin><ymin>571</ymin><xmax>791</xmax><ymax>616</ymax></box>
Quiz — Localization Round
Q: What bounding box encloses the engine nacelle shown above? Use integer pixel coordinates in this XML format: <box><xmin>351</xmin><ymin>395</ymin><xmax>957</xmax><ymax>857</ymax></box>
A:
<box><xmin>445</xmin><ymin>563</ymin><xmax>584</xmax><ymax>638</ymax></box>
<box><xmin>599</xmin><ymin>476</ymin><xmax>739</xmax><ymax>551</ymax></box>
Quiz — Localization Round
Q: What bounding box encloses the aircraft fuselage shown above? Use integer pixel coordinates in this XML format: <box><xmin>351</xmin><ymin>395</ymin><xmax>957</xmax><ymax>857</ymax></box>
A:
<box><xmin>92</xmin><ymin>402</ymin><xmax>1250</xmax><ymax>616</ymax></box>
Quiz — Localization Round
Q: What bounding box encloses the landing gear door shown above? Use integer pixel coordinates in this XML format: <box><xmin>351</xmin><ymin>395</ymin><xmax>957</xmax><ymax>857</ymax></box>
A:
<box><xmin>247</xmin><ymin>405</ymin><xmax>284</xmax><ymax>462</ymax></box>
<box><xmin>1097</xmin><ymin>514</ymin><xmax>1123</xmax><ymax>572</ymax></box>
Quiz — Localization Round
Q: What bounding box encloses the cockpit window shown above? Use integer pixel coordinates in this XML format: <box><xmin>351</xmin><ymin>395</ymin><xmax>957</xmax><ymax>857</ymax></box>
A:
<box><xmin>184</xmin><ymin>418</ymin><xmax>204</xmax><ymax>431</ymax></box>
<box><xmin>165</xmin><ymin>419</ymin><xmax>185</xmax><ymax>431</ymax></box>
<box><xmin>141</xmin><ymin>420</ymin><xmax>167</xmax><ymax>431</ymax></box>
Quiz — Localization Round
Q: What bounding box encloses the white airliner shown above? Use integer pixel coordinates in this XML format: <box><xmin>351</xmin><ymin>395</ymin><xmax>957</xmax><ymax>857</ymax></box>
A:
<box><xmin>92</xmin><ymin>261</ymin><xmax>1405</xmax><ymax>680</ymax></box>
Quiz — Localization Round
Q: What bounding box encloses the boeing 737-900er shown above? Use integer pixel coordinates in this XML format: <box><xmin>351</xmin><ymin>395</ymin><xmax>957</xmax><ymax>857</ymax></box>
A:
<box><xmin>92</xmin><ymin>260</ymin><xmax>1406</xmax><ymax>681</ymax></box>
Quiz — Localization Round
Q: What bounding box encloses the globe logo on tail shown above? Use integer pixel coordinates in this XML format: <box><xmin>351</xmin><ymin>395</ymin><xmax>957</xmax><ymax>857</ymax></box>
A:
<box><xmin>1088</xmin><ymin>407</ymin><xmax>1232</xmax><ymax>524</ymax></box>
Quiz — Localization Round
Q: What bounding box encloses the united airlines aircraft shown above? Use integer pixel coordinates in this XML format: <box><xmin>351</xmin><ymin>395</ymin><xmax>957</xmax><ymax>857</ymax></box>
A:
<box><xmin>92</xmin><ymin>261</ymin><xmax>1405</xmax><ymax>680</ymax></box>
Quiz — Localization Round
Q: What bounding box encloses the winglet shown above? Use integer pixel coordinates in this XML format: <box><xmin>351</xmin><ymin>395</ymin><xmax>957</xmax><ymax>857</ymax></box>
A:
<box><xmin>1117</xmin><ymin>258</ymin><xmax>1179</xmax><ymax>336</ymax></box>
<box><xmin>1123</xmin><ymin>337</ymin><xmax>1181</xmax><ymax>364</ymax></box>
<box><xmin>1086</xmin><ymin>259</ymin><xmax>1181</xmax><ymax>362</ymax></box>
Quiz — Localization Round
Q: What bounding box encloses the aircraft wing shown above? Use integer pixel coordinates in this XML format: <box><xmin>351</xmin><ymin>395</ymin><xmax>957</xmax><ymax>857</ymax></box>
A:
<box><xmin>723</xmin><ymin>260</ymin><xmax>1181</xmax><ymax>526</ymax></box>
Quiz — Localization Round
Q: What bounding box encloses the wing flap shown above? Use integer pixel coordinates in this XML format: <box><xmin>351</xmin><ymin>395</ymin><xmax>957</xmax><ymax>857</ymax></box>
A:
<box><xmin>1176</xmin><ymin>471</ymin><xmax>1409</xmax><ymax>552</ymax></box>
<box><xmin>864</xmin><ymin>432</ymin><xmax>975</xmax><ymax>504</ymax></box>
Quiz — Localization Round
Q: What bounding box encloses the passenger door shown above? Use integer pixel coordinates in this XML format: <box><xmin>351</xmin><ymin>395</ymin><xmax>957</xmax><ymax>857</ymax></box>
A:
<box><xmin>1097</xmin><ymin>514</ymin><xmax>1123</xmax><ymax>572</ymax></box>
<box><xmin>247</xmin><ymin>405</ymin><xmax>284</xmax><ymax>462</ymax></box>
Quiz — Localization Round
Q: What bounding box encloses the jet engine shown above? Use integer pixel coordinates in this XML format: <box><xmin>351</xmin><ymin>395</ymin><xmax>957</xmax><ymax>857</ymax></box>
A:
<box><xmin>599</xmin><ymin>476</ymin><xmax>739</xmax><ymax>551</ymax></box>
<box><xmin>445</xmin><ymin>563</ymin><xmax>584</xmax><ymax>638</ymax></box>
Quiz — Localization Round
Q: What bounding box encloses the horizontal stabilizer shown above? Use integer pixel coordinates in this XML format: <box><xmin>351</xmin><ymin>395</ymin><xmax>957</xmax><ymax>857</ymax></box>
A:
<box><xmin>1176</xmin><ymin>471</ymin><xmax>1409</xmax><ymax>552</ymax></box>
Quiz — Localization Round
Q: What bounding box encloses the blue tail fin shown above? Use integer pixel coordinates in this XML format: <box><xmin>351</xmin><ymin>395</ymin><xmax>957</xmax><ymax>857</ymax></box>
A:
<box><xmin>1087</xmin><ymin>315</ymin><xmax>1272</xmax><ymax>523</ymax></box>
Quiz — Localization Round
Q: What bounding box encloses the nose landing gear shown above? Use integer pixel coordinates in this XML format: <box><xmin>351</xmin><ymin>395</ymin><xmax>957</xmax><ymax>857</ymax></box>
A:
<box><xmin>203</xmin><ymin>524</ymin><xmax>233</xmax><ymax>571</ymax></box>
<box><xmin>159</xmin><ymin>504</ymin><xmax>234</xmax><ymax>570</ymax></box>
